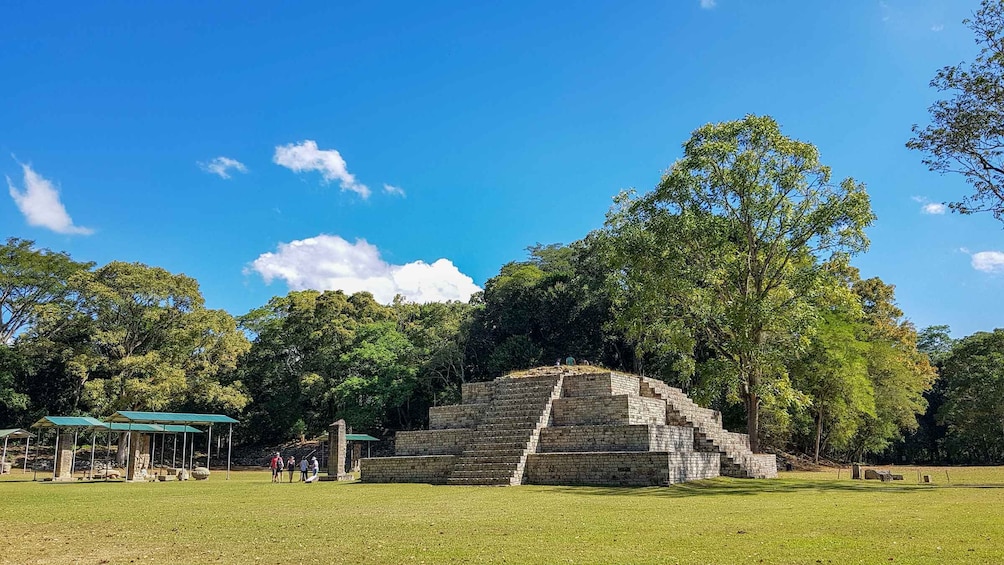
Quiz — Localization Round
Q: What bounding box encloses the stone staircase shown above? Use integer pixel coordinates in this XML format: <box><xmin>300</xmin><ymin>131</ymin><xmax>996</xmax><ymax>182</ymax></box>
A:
<box><xmin>447</xmin><ymin>373</ymin><xmax>563</xmax><ymax>485</ymax></box>
<box><xmin>639</xmin><ymin>376</ymin><xmax>777</xmax><ymax>479</ymax></box>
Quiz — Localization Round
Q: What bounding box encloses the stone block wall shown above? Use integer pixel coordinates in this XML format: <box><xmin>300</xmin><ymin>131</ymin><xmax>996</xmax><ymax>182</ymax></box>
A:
<box><xmin>524</xmin><ymin>452</ymin><xmax>720</xmax><ymax>486</ymax></box>
<box><xmin>551</xmin><ymin>395</ymin><xmax>667</xmax><ymax>427</ymax></box>
<box><xmin>360</xmin><ymin>455</ymin><xmax>456</xmax><ymax>484</ymax></box>
<box><xmin>461</xmin><ymin>382</ymin><xmax>494</xmax><ymax>404</ymax></box>
<box><xmin>537</xmin><ymin>424</ymin><xmax>694</xmax><ymax>453</ymax></box>
<box><xmin>428</xmin><ymin>405</ymin><xmax>482</xmax><ymax>430</ymax></box>
<box><xmin>394</xmin><ymin>429</ymin><xmax>473</xmax><ymax>456</ymax></box>
<box><xmin>561</xmin><ymin>372</ymin><xmax>640</xmax><ymax>398</ymax></box>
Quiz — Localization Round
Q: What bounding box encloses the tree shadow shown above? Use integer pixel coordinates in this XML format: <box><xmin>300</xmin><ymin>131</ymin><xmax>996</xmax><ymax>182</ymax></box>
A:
<box><xmin>532</xmin><ymin>477</ymin><xmax>1004</xmax><ymax>498</ymax></box>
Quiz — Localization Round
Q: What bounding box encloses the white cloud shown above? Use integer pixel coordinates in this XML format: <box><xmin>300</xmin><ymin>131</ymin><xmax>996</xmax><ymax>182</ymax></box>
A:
<box><xmin>972</xmin><ymin>251</ymin><xmax>1004</xmax><ymax>273</ymax></box>
<box><xmin>6</xmin><ymin>162</ymin><xmax>93</xmax><ymax>235</ymax></box>
<box><xmin>880</xmin><ymin>1</ymin><xmax>890</xmax><ymax>21</ymax></box>
<box><xmin>931</xmin><ymin>24</ymin><xmax>944</xmax><ymax>32</ymax></box>
<box><xmin>249</xmin><ymin>234</ymin><xmax>481</xmax><ymax>303</ymax></box>
<box><xmin>383</xmin><ymin>183</ymin><xmax>406</xmax><ymax>197</ymax></box>
<box><xmin>910</xmin><ymin>195</ymin><xmax>926</xmax><ymax>203</ymax></box>
<box><xmin>199</xmin><ymin>156</ymin><xmax>247</xmax><ymax>179</ymax></box>
<box><xmin>922</xmin><ymin>202</ymin><xmax>946</xmax><ymax>214</ymax></box>
<box><xmin>273</xmin><ymin>140</ymin><xmax>370</xmax><ymax>199</ymax></box>
<box><xmin>700</xmin><ymin>0</ymin><xmax>716</xmax><ymax>8</ymax></box>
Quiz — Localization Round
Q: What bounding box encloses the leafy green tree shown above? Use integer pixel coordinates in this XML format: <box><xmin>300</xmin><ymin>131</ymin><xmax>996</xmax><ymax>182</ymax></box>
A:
<box><xmin>44</xmin><ymin>261</ymin><xmax>252</xmax><ymax>414</ymax></box>
<box><xmin>0</xmin><ymin>238</ymin><xmax>91</xmax><ymax>343</ymax></box>
<box><xmin>790</xmin><ymin>312</ymin><xmax>872</xmax><ymax>463</ymax></box>
<box><xmin>938</xmin><ymin>329</ymin><xmax>1004</xmax><ymax>463</ymax></box>
<box><xmin>606</xmin><ymin>115</ymin><xmax>875</xmax><ymax>452</ymax></box>
<box><xmin>908</xmin><ymin>0</ymin><xmax>1004</xmax><ymax>221</ymax></box>
<box><xmin>846</xmin><ymin>277</ymin><xmax>936</xmax><ymax>460</ymax></box>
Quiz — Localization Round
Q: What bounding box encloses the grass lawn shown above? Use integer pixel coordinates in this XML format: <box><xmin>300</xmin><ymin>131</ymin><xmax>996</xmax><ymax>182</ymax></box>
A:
<box><xmin>2</xmin><ymin>467</ymin><xmax>1003</xmax><ymax>564</ymax></box>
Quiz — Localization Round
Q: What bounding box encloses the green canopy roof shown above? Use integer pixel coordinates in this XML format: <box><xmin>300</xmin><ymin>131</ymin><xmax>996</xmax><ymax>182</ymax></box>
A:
<box><xmin>106</xmin><ymin>411</ymin><xmax>238</xmax><ymax>425</ymax></box>
<box><xmin>318</xmin><ymin>432</ymin><xmax>380</xmax><ymax>442</ymax></box>
<box><xmin>0</xmin><ymin>428</ymin><xmax>34</xmax><ymax>439</ymax></box>
<box><xmin>31</xmin><ymin>416</ymin><xmax>105</xmax><ymax>429</ymax></box>
<box><xmin>100</xmin><ymin>423</ymin><xmax>202</xmax><ymax>434</ymax></box>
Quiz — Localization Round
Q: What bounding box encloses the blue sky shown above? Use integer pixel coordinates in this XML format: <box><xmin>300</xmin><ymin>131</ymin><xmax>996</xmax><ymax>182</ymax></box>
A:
<box><xmin>1</xmin><ymin>1</ymin><xmax>1001</xmax><ymax>337</ymax></box>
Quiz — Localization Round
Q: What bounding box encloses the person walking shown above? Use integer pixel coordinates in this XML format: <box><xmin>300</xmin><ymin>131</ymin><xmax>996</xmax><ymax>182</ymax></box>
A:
<box><xmin>276</xmin><ymin>452</ymin><xmax>285</xmax><ymax>482</ymax></box>
<box><xmin>287</xmin><ymin>456</ymin><xmax>295</xmax><ymax>483</ymax></box>
<box><xmin>310</xmin><ymin>456</ymin><xmax>319</xmax><ymax>478</ymax></box>
<box><xmin>269</xmin><ymin>452</ymin><xmax>280</xmax><ymax>483</ymax></box>
<box><xmin>299</xmin><ymin>456</ymin><xmax>309</xmax><ymax>482</ymax></box>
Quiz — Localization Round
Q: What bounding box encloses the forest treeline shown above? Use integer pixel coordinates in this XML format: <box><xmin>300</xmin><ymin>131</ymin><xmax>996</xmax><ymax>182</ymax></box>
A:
<box><xmin>2</xmin><ymin>115</ymin><xmax>1002</xmax><ymax>465</ymax></box>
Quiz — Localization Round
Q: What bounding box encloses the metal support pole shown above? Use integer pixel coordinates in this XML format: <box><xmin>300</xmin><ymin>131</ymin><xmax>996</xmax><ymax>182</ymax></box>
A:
<box><xmin>160</xmin><ymin>433</ymin><xmax>166</xmax><ymax>474</ymax></box>
<box><xmin>33</xmin><ymin>430</ymin><xmax>41</xmax><ymax>481</ymax></box>
<box><xmin>106</xmin><ymin>431</ymin><xmax>112</xmax><ymax>481</ymax></box>
<box><xmin>206</xmin><ymin>425</ymin><xmax>212</xmax><ymax>470</ymax></box>
<box><xmin>1</xmin><ymin>436</ymin><xmax>7</xmax><ymax>475</ymax></box>
<box><xmin>23</xmin><ymin>436</ymin><xmax>30</xmax><ymax>473</ymax></box>
<box><xmin>52</xmin><ymin>428</ymin><xmax>59</xmax><ymax>481</ymax></box>
<box><xmin>181</xmin><ymin>432</ymin><xmax>187</xmax><ymax>472</ymax></box>
<box><xmin>172</xmin><ymin>434</ymin><xmax>177</xmax><ymax>468</ymax></box>
<box><xmin>226</xmin><ymin>424</ymin><xmax>232</xmax><ymax>480</ymax></box>
<box><xmin>69</xmin><ymin>430</ymin><xmax>78</xmax><ymax>476</ymax></box>
<box><xmin>125</xmin><ymin>423</ymin><xmax>133</xmax><ymax>481</ymax></box>
<box><xmin>89</xmin><ymin>431</ymin><xmax>96</xmax><ymax>480</ymax></box>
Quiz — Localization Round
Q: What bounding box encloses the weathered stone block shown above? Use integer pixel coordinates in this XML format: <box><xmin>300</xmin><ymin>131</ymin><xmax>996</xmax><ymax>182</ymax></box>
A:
<box><xmin>551</xmin><ymin>395</ymin><xmax>666</xmax><ymax>427</ymax></box>
<box><xmin>537</xmin><ymin>424</ymin><xmax>694</xmax><ymax>453</ymax></box>
<box><xmin>524</xmin><ymin>451</ymin><xmax>720</xmax><ymax>486</ymax></box>
<box><xmin>562</xmin><ymin>372</ymin><xmax>640</xmax><ymax>398</ymax></box>
<box><xmin>361</xmin><ymin>455</ymin><xmax>456</xmax><ymax>484</ymax></box>
<box><xmin>395</xmin><ymin>429</ymin><xmax>473</xmax><ymax>456</ymax></box>
<box><xmin>461</xmin><ymin>382</ymin><xmax>494</xmax><ymax>404</ymax></box>
<box><xmin>429</xmin><ymin>404</ymin><xmax>482</xmax><ymax>430</ymax></box>
<box><xmin>191</xmin><ymin>466</ymin><xmax>210</xmax><ymax>480</ymax></box>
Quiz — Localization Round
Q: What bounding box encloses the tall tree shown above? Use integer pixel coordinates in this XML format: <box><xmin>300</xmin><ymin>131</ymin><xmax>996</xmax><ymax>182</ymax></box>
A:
<box><xmin>908</xmin><ymin>0</ymin><xmax>1004</xmax><ymax>221</ymax></box>
<box><xmin>0</xmin><ymin>238</ymin><xmax>91</xmax><ymax>343</ymax></box>
<box><xmin>606</xmin><ymin>115</ymin><xmax>875</xmax><ymax>452</ymax></box>
<box><xmin>937</xmin><ymin>329</ymin><xmax>1004</xmax><ymax>463</ymax></box>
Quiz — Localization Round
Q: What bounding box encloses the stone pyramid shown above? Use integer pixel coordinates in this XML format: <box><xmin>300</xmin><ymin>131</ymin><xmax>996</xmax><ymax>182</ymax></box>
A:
<box><xmin>361</xmin><ymin>366</ymin><xmax>777</xmax><ymax>486</ymax></box>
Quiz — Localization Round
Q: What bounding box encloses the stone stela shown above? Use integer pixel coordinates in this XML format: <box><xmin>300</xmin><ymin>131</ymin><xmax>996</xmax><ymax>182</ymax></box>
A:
<box><xmin>360</xmin><ymin>367</ymin><xmax>778</xmax><ymax>486</ymax></box>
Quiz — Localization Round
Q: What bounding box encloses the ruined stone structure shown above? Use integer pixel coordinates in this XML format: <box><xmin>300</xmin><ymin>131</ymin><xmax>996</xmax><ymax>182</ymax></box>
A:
<box><xmin>361</xmin><ymin>367</ymin><xmax>777</xmax><ymax>486</ymax></box>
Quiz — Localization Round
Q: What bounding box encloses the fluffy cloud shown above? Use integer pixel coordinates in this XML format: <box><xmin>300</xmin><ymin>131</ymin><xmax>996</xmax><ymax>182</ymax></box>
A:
<box><xmin>922</xmin><ymin>203</ymin><xmax>946</xmax><ymax>214</ymax></box>
<box><xmin>972</xmin><ymin>251</ymin><xmax>1004</xmax><ymax>273</ymax></box>
<box><xmin>273</xmin><ymin>140</ymin><xmax>370</xmax><ymax>198</ymax></box>
<box><xmin>249</xmin><ymin>234</ymin><xmax>481</xmax><ymax>303</ymax></box>
<box><xmin>199</xmin><ymin>156</ymin><xmax>247</xmax><ymax>179</ymax></box>
<box><xmin>383</xmin><ymin>183</ymin><xmax>405</xmax><ymax>197</ymax></box>
<box><xmin>931</xmin><ymin>24</ymin><xmax>944</xmax><ymax>32</ymax></box>
<box><xmin>6</xmin><ymin>162</ymin><xmax>92</xmax><ymax>235</ymax></box>
<box><xmin>700</xmin><ymin>0</ymin><xmax>716</xmax><ymax>8</ymax></box>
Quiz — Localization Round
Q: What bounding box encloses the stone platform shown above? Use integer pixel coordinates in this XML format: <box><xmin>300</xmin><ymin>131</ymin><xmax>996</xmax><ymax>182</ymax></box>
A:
<box><xmin>360</xmin><ymin>367</ymin><xmax>777</xmax><ymax>486</ymax></box>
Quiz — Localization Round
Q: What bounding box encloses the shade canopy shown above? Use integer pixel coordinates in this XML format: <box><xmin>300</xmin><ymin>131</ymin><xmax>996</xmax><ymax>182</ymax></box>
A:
<box><xmin>0</xmin><ymin>428</ymin><xmax>34</xmax><ymax>439</ymax></box>
<box><xmin>101</xmin><ymin>422</ymin><xmax>202</xmax><ymax>434</ymax></box>
<box><xmin>106</xmin><ymin>411</ymin><xmax>238</xmax><ymax>425</ymax></box>
<box><xmin>318</xmin><ymin>433</ymin><xmax>380</xmax><ymax>442</ymax></box>
<box><xmin>31</xmin><ymin>416</ymin><xmax>105</xmax><ymax>429</ymax></box>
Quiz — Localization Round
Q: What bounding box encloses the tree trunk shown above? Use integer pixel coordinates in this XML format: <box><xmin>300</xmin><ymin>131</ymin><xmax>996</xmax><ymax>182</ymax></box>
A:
<box><xmin>814</xmin><ymin>407</ymin><xmax>823</xmax><ymax>464</ymax></box>
<box><xmin>745</xmin><ymin>392</ymin><xmax>760</xmax><ymax>453</ymax></box>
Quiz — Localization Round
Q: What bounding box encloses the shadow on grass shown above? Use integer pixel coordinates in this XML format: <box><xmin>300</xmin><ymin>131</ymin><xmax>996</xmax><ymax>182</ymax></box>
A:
<box><xmin>536</xmin><ymin>478</ymin><xmax>1004</xmax><ymax>498</ymax></box>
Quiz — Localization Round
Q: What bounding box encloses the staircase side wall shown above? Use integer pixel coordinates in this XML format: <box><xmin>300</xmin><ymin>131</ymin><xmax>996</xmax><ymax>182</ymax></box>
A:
<box><xmin>561</xmin><ymin>372</ymin><xmax>640</xmax><ymax>398</ymax></box>
<box><xmin>552</xmin><ymin>395</ymin><xmax>666</xmax><ymax>427</ymax></box>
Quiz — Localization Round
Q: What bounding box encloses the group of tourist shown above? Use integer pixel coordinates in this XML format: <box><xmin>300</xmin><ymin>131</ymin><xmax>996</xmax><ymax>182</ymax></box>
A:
<box><xmin>270</xmin><ymin>452</ymin><xmax>319</xmax><ymax>483</ymax></box>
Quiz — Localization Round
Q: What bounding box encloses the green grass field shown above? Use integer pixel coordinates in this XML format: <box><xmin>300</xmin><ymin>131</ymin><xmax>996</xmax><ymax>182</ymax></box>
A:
<box><xmin>2</xmin><ymin>467</ymin><xmax>1003</xmax><ymax>564</ymax></box>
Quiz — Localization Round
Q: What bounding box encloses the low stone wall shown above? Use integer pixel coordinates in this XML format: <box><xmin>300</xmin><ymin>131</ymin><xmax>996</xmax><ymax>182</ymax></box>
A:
<box><xmin>461</xmin><ymin>382</ymin><xmax>494</xmax><ymax>404</ymax></box>
<box><xmin>428</xmin><ymin>404</ymin><xmax>482</xmax><ymax>430</ymax></box>
<box><xmin>551</xmin><ymin>395</ymin><xmax>667</xmax><ymax>427</ymax></box>
<box><xmin>524</xmin><ymin>451</ymin><xmax>720</xmax><ymax>486</ymax></box>
<box><xmin>360</xmin><ymin>455</ymin><xmax>456</xmax><ymax>484</ymax></box>
<box><xmin>562</xmin><ymin>372</ymin><xmax>640</xmax><ymax>398</ymax></box>
<box><xmin>537</xmin><ymin>424</ymin><xmax>694</xmax><ymax>453</ymax></box>
<box><xmin>395</xmin><ymin>429</ymin><xmax>472</xmax><ymax>456</ymax></box>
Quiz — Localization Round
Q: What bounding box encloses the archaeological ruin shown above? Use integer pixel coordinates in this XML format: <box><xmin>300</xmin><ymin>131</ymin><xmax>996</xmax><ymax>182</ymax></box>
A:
<box><xmin>360</xmin><ymin>366</ymin><xmax>777</xmax><ymax>486</ymax></box>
